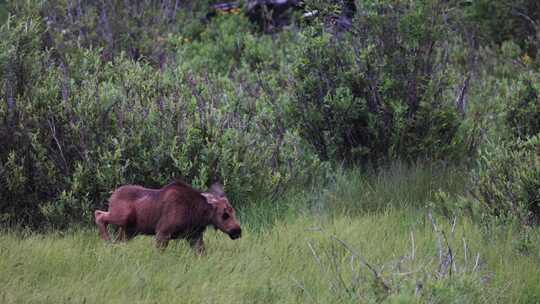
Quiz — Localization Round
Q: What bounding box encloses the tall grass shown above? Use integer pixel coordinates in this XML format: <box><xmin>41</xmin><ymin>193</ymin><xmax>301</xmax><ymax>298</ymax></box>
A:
<box><xmin>236</xmin><ymin>161</ymin><xmax>459</xmax><ymax>232</ymax></box>
<box><xmin>1</xmin><ymin>163</ymin><xmax>539</xmax><ymax>303</ymax></box>
<box><xmin>289</xmin><ymin>161</ymin><xmax>468</xmax><ymax>216</ymax></box>
<box><xmin>1</xmin><ymin>211</ymin><xmax>538</xmax><ymax>303</ymax></box>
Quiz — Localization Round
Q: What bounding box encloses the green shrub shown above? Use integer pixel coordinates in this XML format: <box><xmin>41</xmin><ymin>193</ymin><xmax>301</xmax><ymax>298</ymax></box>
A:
<box><xmin>4</xmin><ymin>0</ymin><xmax>538</xmax><ymax>230</ymax></box>
<box><xmin>0</xmin><ymin>48</ymin><xmax>324</xmax><ymax>227</ymax></box>
<box><xmin>472</xmin><ymin>135</ymin><xmax>540</xmax><ymax>225</ymax></box>
<box><xmin>0</xmin><ymin>9</ymin><xmax>324</xmax><ymax>228</ymax></box>
<box><xmin>287</xmin><ymin>1</ymin><xmax>464</xmax><ymax>163</ymax></box>
<box><xmin>463</xmin><ymin>0</ymin><xmax>539</xmax><ymax>54</ymax></box>
<box><xmin>461</xmin><ymin>39</ymin><xmax>540</xmax><ymax>226</ymax></box>
<box><xmin>505</xmin><ymin>74</ymin><xmax>540</xmax><ymax>139</ymax></box>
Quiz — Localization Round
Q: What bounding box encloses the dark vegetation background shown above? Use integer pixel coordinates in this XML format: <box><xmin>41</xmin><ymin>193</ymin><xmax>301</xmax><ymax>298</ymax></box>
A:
<box><xmin>0</xmin><ymin>0</ymin><xmax>538</xmax><ymax>229</ymax></box>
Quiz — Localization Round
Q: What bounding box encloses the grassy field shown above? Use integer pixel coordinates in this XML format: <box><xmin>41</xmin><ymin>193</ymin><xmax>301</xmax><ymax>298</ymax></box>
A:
<box><xmin>1</xmin><ymin>166</ymin><xmax>539</xmax><ymax>303</ymax></box>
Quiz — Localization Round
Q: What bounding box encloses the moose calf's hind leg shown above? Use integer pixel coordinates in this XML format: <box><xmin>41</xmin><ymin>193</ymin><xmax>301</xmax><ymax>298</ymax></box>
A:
<box><xmin>155</xmin><ymin>232</ymin><xmax>171</xmax><ymax>251</ymax></box>
<box><xmin>94</xmin><ymin>210</ymin><xmax>111</xmax><ymax>242</ymax></box>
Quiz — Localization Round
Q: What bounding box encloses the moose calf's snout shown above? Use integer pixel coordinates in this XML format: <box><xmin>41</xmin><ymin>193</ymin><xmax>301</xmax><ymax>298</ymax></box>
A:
<box><xmin>229</xmin><ymin>228</ymin><xmax>242</xmax><ymax>240</ymax></box>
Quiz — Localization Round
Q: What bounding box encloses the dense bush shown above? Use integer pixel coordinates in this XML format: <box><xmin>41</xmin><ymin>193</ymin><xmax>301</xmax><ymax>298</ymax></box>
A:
<box><xmin>0</xmin><ymin>7</ymin><xmax>323</xmax><ymax>228</ymax></box>
<box><xmin>469</xmin><ymin>50</ymin><xmax>540</xmax><ymax>225</ymax></box>
<box><xmin>505</xmin><ymin>75</ymin><xmax>540</xmax><ymax>140</ymax></box>
<box><xmin>463</xmin><ymin>0</ymin><xmax>539</xmax><ymax>55</ymax></box>
<box><xmin>288</xmin><ymin>1</ymin><xmax>464</xmax><ymax>163</ymax></box>
<box><xmin>472</xmin><ymin>135</ymin><xmax>540</xmax><ymax>225</ymax></box>
<box><xmin>1</xmin><ymin>0</ymin><xmax>539</xmax><ymax>229</ymax></box>
<box><xmin>38</xmin><ymin>0</ymin><xmax>213</xmax><ymax>65</ymax></box>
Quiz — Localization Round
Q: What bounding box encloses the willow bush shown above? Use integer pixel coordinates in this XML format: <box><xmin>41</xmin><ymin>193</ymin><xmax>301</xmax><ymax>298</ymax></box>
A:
<box><xmin>0</xmin><ymin>9</ymin><xmax>324</xmax><ymax>227</ymax></box>
<box><xmin>1</xmin><ymin>0</ymin><xmax>539</xmax><ymax>228</ymax></box>
<box><xmin>287</xmin><ymin>0</ymin><xmax>465</xmax><ymax>163</ymax></box>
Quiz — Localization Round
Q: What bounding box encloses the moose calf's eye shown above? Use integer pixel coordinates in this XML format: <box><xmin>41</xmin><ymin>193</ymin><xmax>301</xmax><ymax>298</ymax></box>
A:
<box><xmin>222</xmin><ymin>213</ymin><xmax>230</xmax><ymax>220</ymax></box>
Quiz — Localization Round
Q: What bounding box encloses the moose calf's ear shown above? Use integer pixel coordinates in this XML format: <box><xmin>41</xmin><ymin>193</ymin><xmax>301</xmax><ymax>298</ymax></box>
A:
<box><xmin>201</xmin><ymin>193</ymin><xmax>219</xmax><ymax>205</ymax></box>
<box><xmin>208</xmin><ymin>183</ymin><xmax>225</xmax><ymax>197</ymax></box>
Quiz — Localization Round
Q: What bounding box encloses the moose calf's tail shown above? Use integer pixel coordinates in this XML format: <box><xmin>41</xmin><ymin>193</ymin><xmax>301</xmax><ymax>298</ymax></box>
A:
<box><xmin>94</xmin><ymin>210</ymin><xmax>107</xmax><ymax>224</ymax></box>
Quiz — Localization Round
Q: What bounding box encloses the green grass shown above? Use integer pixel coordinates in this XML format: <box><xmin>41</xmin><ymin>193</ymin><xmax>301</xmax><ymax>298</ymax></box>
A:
<box><xmin>1</xmin><ymin>212</ymin><xmax>539</xmax><ymax>303</ymax></box>
<box><xmin>1</xmin><ymin>165</ymin><xmax>539</xmax><ymax>303</ymax></box>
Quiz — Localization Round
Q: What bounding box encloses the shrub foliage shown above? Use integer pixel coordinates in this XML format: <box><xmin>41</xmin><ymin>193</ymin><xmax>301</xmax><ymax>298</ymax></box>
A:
<box><xmin>472</xmin><ymin>135</ymin><xmax>540</xmax><ymax>224</ymax></box>
<box><xmin>0</xmin><ymin>0</ymin><xmax>539</xmax><ymax>227</ymax></box>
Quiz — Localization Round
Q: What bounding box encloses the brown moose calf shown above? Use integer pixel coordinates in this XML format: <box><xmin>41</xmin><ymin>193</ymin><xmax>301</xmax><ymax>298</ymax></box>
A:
<box><xmin>94</xmin><ymin>181</ymin><xmax>241</xmax><ymax>254</ymax></box>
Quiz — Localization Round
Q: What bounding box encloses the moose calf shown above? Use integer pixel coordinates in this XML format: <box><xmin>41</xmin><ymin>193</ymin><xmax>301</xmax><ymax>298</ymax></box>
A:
<box><xmin>94</xmin><ymin>181</ymin><xmax>241</xmax><ymax>254</ymax></box>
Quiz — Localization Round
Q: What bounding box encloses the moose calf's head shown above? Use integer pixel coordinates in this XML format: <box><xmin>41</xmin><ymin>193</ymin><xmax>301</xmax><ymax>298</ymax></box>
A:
<box><xmin>202</xmin><ymin>183</ymin><xmax>242</xmax><ymax>240</ymax></box>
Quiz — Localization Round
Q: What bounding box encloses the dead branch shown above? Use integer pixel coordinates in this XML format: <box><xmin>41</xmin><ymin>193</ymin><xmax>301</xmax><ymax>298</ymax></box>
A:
<box><xmin>330</xmin><ymin>235</ymin><xmax>391</xmax><ymax>295</ymax></box>
<box><xmin>47</xmin><ymin>117</ymin><xmax>69</xmax><ymax>175</ymax></box>
<box><xmin>456</xmin><ymin>74</ymin><xmax>471</xmax><ymax>116</ymax></box>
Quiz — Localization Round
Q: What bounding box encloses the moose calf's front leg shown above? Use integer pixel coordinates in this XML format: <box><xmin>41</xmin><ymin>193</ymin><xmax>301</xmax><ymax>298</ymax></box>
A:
<box><xmin>189</xmin><ymin>236</ymin><xmax>205</xmax><ymax>256</ymax></box>
<box><xmin>116</xmin><ymin>227</ymin><xmax>128</xmax><ymax>242</ymax></box>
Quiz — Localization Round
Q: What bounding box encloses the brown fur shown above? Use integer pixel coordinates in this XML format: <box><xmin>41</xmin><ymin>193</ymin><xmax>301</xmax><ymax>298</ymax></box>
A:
<box><xmin>94</xmin><ymin>180</ymin><xmax>241</xmax><ymax>254</ymax></box>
